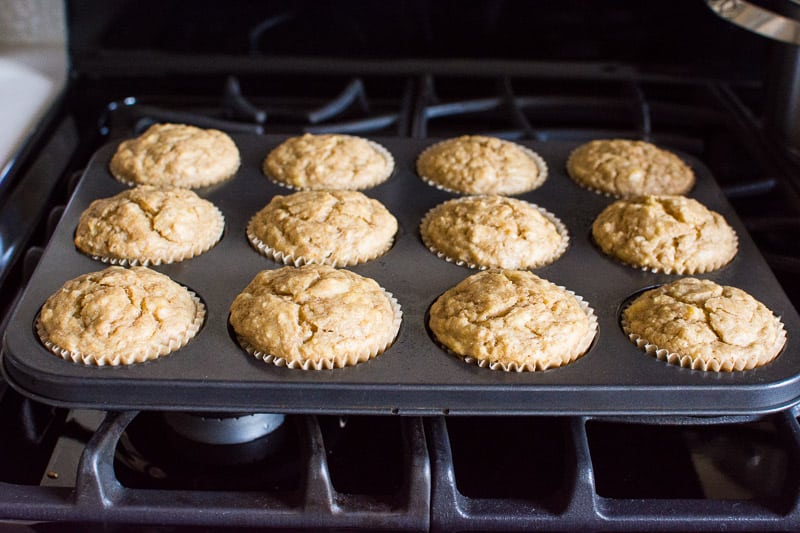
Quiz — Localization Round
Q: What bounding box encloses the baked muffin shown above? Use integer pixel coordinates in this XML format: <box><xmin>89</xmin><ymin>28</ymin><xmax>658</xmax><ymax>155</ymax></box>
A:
<box><xmin>420</xmin><ymin>195</ymin><xmax>568</xmax><ymax>270</ymax></box>
<box><xmin>592</xmin><ymin>195</ymin><xmax>737</xmax><ymax>274</ymax></box>
<box><xmin>36</xmin><ymin>266</ymin><xmax>204</xmax><ymax>366</ymax></box>
<box><xmin>109</xmin><ymin>123</ymin><xmax>240</xmax><ymax>188</ymax></box>
<box><xmin>622</xmin><ymin>278</ymin><xmax>786</xmax><ymax>372</ymax></box>
<box><xmin>75</xmin><ymin>185</ymin><xmax>225</xmax><ymax>265</ymax></box>
<box><xmin>263</xmin><ymin>133</ymin><xmax>394</xmax><ymax>190</ymax></box>
<box><xmin>429</xmin><ymin>270</ymin><xmax>596</xmax><ymax>372</ymax></box>
<box><xmin>247</xmin><ymin>190</ymin><xmax>397</xmax><ymax>267</ymax></box>
<box><xmin>229</xmin><ymin>265</ymin><xmax>402</xmax><ymax>370</ymax></box>
<box><xmin>416</xmin><ymin>135</ymin><xmax>546</xmax><ymax>195</ymax></box>
<box><xmin>567</xmin><ymin>139</ymin><xmax>694</xmax><ymax>197</ymax></box>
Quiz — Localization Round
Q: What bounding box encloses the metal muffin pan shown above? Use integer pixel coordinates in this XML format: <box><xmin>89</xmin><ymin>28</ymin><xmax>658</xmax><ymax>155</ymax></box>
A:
<box><xmin>4</xmin><ymin>135</ymin><xmax>800</xmax><ymax>415</ymax></box>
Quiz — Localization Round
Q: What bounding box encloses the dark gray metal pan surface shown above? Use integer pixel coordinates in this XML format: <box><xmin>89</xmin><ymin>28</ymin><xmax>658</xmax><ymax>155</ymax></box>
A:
<box><xmin>3</xmin><ymin>135</ymin><xmax>800</xmax><ymax>415</ymax></box>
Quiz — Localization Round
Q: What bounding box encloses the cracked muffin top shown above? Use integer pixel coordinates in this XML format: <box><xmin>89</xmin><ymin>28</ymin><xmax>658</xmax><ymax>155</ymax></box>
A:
<box><xmin>109</xmin><ymin>123</ymin><xmax>240</xmax><ymax>189</ymax></box>
<box><xmin>36</xmin><ymin>266</ymin><xmax>204</xmax><ymax>366</ymax></box>
<box><xmin>420</xmin><ymin>195</ymin><xmax>567</xmax><ymax>270</ymax></box>
<box><xmin>75</xmin><ymin>185</ymin><xmax>225</xmax><ymax>265</ymax></box>
<box><xmin>247</xmin><ymin>190</ymin><xmax>397</xmax><ymax>267</ymax></box>
<box><xmin>416</xmin><ymin>135</ymin><xmax>546</xmax><ymax>195</ymax></box>
<box><xmin>622</xmin><ymin>277</ymin><xmax>786</xmax><ymax>371</ymax></box>
<box><xmin>229</xmin><ymin>264</ymin><xmax>401</xmax><ymax>369</ymax></box>
<box><xmin>591</xmin><ymin>195</ymin><xmax>737</xmax><ymax>274</ymax></box>
<box><xmin>428</xmin><ymin>269</ymin><xmax>596</xmax><ymax>371</ymax></box>
<box><xmin>567</xmin><ymin>139</ymin><xmax>694</xmax><ymax>197</ymax></box>
<box><xmin>263</xmin><ymin>133</ymin><xmax>394</xmax><ymax>190</ymax></box>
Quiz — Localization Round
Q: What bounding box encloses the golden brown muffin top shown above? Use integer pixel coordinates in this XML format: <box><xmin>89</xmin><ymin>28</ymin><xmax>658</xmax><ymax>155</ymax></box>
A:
<box><xmin>421</xmin><ymin>195</ymin><xmax>566</xmax><ymax>269</ymax></box>
<box><xmin>229</xmin><ymin>265</ymin><xmax>401</xmax><ymax>369</ymax></box>
<box><xmin>567</xmin><ymin>139</ymin><xmax>694</xmax><ymax>197</ymax></box>
<box><xmin>429</xmin><ymin>269</ymin><xmax>595</xmax><ymax>371</ymax></box>
<box><xmin>623</xmin><ymin>277</ymin><xmax>786</xmax><ymax>371</ymax></box>
<box><xmin>417</xmin><ymin>135</ymin><xmax>545</xmax><ymax>195</ymax></box>
<box><xmin>263</xmin><ymin>134</ymin><xmax>393</xmax><ymax>190</ymax></box>
<box><xmin>248</xmin><ymin>190</ymin><xmax>397</xmax><ymax>266</ymax></box>
<box><xmin>37</xmin><ymin>266</ymin><xmax>204</xmax><ymax>365</ymax></box>
<box><xmin>75</xmin><ymin>185</ymin><xmax>225</xmax><ymax>265</ymax></box>
<box><xmin>592</xmin><ymin>195</ymin><xmax>737</xmax><ymax>274</ymax></box>
<box><xmin>109</xmin><ymin>123</ymin><xmax>240</xmax><ymax>189</ymax></box>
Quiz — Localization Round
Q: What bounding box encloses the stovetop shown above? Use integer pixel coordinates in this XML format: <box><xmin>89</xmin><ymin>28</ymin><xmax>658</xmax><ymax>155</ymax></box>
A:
<box><xmin>4</xmin><ymin>1</ymin><xmax>800</xmax><ymax>530</ymax></box>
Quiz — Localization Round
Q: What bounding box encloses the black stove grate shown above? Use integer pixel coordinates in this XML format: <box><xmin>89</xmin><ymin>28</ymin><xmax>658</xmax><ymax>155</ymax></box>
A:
<box><xmin>428</xmin><ymin>412</ymin><xmax>800</xmax><ymax>531</ymax></box>
<box><xmin>4</xmin><ymin>406</ymin><xmax>800</xmax><ymax>531</ymax></box>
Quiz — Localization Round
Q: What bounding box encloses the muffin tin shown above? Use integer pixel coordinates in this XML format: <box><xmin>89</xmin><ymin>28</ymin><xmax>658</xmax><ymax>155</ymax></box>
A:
<box><xmin>3</xmin><ymin>135</ymin><xmax>800</xmax><ymax>415</ymax></box>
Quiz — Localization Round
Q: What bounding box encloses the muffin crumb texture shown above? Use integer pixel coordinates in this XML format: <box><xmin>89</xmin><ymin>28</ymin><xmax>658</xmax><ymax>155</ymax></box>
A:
<box><xmin>263</xmin><ymin>134</ymin><xmax>393</xmax><ymax>190</ymax></box>
<box><xmin>248</xmin><ymin>190</ymin><xmax>397</xmax><ymax>266</ymax></box>
<box><xmin>567</xmin><ymin>139</ymin><xmax>694</xmax><ymax>197</ymax></box>
<box><xmin>623</xmin><ymin>278</ymin><xmax>786</xmax><ymax>371</ymax></box>
<box><xmin>429</xmin><ymin>269</ymin><xmax>595</xmax><ymax>371</ymax></box>
<box><xmin>592</xmin><ymin>195</ymin><xmax>737</xmax><ymax>274</ymax></box>
<box><xmin>109</xmin><ymin>123</ymin><xmax>240</xmax><ymax>188</ymax></box>
<box><xmin>417</xmin><ymin>135</ymin><xmax>544</xmax><ymax>195</ymax></box>
<box><xmin>37</xmin><ymin>266</ymin><xmax>204</xmax><ymax>365</ymax></box>
<box><xmin>229</xmin><ymin>265</ymin><xmax>401</xmax><ymax>369</ymax></box>
<box><xmin>75</xmin><ymin>185</ymin><xmax>224</xmax><ymax>265</ymax></box>
<box><xmin>421</xmin><ymin>195</ymin><xmax>566</xmax><ymax>269</ymax></box>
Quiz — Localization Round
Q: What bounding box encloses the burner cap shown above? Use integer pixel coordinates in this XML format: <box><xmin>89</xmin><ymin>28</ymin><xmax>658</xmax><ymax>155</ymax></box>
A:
<box><xmin>162</xmin><ymin>412</ymin><xmax>285</xmax><ymax>445</ymax></box>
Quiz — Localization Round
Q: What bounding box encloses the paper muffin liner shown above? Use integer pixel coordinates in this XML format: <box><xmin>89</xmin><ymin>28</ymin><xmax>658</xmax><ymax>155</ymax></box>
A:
<box><xmin>264</xmin><ymin>138</ymin><xmax>395</xmax><ymax>191</ymax></box>
<box><xmin>434</xmin><ymin>286</ymin><xmax>598</xmax><ymax>373</ymax></box>
<box><xmin>620</xmin><ymin>303</ymin><xmax>787</xmax><ymax>372</ymax></box>
<box><xmin>420</xmin><ymin>197</ymin><xmax>569</xmax><ymax>270</ymax></box>
<box><xmin>593</xmin><ymin>230</ymin><xmax>739</xmax><ymax>276</ymax></box>
<box><xmin>84</xmin><ymin>205</ymin><xmax>226</xmax><ymax>267</ymax></box>
<box><xmin>246</xmin><ymin>215</ymin><xmax>394</xmax><ymax>267</ymax></box>
<box><xmin>237</xmin><ymin>289</ymin><xmax>403</xmax><ymax>370</ymax></box>
<box><xmin>565</xmin><ymin>146</ymin><xmax>694</xmax><ymax>198</ymax></box>
<box><xmin>112</xmin><ymin>166</ymin><xmax>239</xmax><ymax>190</ymax></box>
<box><xmin>416</xmin><ymin>140</ymin><xmax>548</xmax><ymax>195</ymax></box>
<box><xmin>36</xmin><ymin>291</ymin><xmax>205</xmax><ymax>367</ymax></box>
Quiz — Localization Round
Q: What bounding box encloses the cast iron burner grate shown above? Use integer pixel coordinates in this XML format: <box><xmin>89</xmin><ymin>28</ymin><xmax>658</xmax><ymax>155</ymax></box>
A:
<box><xmin>4</xmin><ymin>404</ymin><xmax>800</xmax><ymax>531</ymax></box>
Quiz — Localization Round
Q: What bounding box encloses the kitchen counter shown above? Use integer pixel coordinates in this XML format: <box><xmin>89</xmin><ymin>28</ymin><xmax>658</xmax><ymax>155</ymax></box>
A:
<box><xmin>0</xmin><ymin>43</ymin><xmax>66</xmax><ymax>181</ymax></box>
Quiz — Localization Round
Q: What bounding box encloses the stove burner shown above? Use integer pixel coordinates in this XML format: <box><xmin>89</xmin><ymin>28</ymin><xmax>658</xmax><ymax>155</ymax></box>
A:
<box><xmin>162</xmin><ymin>412</ymin><xmax>285</xmax><ymax>445</ymax></box>
<box><xmin>114</xmin><ymin>412</ymin><xmax>301</xmax><ymax>488</ymax></box>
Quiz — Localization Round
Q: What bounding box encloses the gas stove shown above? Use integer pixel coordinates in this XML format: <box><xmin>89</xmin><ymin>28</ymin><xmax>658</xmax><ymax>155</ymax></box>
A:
<box><xmin>3</xmin><ymin>1</ymin><xmax>800</xmax><ymax>530</ymax></box>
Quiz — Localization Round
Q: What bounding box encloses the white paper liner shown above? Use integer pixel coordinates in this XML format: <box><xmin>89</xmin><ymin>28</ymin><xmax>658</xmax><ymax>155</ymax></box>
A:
<box><xmin>36</xmin><ymin>291</ymin><xmax>205</xmax><ymax>367</ymax></box>
<box><xmin>264</xmin><ymin>138</ymin><xmax>395</xmax><ymax>191</ymax></box>
<box><xmin>112</xmin><ymin>165</ymin><xmax>239</xmax><ymax>190</ymax></box>
<box><xmin>419</xmin><ymin>196</ymin><xmax>569</xmax><ymax>270</ymax></box>
<box><xmin>237</xmin><ymin>290</ymin><xmax>403</xmax><ymax>370</ymax></box>
<box><xmin>83</xmin><ymin>205</ymin><xmax>226</xmax><ymax>267</ymax></box>
<box><xmin>593</xmin><ymin>229</ymin><xmax>739</xmax><ymax>276</ymax></box>
<box><xmin>246</xmin><ymin>215</ymin><xmax>394</xmax><ymax>267</ymax></box>
<box><xmin>620</xmin><ymin>302</ymin><xmax>788</xmax><ymax>372</ymax></box>
<box><xmin>416</xmin><ymin>140</ymin><xmax>548</xmax><ymax>195</ymax></box>
<box><xmin>435</xmin><ymin>286</ymin><xmax>598</xmax><ymax>373</ymax></box>
<box><xmin>565</xmin><ymin>145</ymin><xmax>694</xmax><ymax>198</ymax></box>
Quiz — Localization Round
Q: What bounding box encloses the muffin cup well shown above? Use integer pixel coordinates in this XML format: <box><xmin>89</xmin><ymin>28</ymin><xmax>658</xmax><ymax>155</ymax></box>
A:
<box><xmin>264</xmin><ymin>139</ymin><xmax>395</xmax><ymax>191</ymax></box>
<box><xmin>593</xmin><ymin>231</ymin><xmax>739</xmax><ymax>276</ymax></box>
<box><xmin>565</xmin><ymin>144</ymin><xmax>695</xmax><ymax>198</ymax></box>
<box><xmin>620</xmin><ymin>311</ymin><xmax>787</xmax><ymax>372</ymax></box>
<box><xmin>420</xmin><ymin>198</ymin><xmax>569</xmax><ymax>270</ymax></box>
<box><xmin>432</xmin><ymin>287</ymin><xmax>598</xmax><ymax>373</ymax></box>
<box><xmin>246</xmin><ymin>218</ymin><xmax>394</xmax><ymax>267</ymax></box>
<box><xmin>83</xmin><ymin>206</ymin><xmax>226</xmax><ymax>267</ymax></box>
<box><xmin>236</xmin><ymin>290</ymin><xmax>403</xmax><ymax>370</ymax></box>
<box><xmin>112</xmin><ymin>169</ymin><xmax>238</xmax><ymax>190</ymax></box>
<box><xmin>416</xmin><ymin>140</ymin><xmax>548</xmax><ymax>195</ymax></box>
<box><xmin>36</xmin><ymin>291</ymin><xmax>205</xmax><ymax>366</ymax></box>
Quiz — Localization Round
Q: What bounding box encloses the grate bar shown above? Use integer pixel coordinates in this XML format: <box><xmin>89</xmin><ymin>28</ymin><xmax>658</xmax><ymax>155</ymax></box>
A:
<box><xmin>0</xmin><ymin>411</ymin><xmax>429</xmax><ymax>530</ymax></box>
